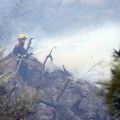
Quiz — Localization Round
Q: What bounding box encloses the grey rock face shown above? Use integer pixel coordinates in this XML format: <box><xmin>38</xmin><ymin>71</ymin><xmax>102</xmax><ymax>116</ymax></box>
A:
<box><xmin>1</xmin><ymin>53</ymin><xmax>109</xmax><ymax>120</ymax></box>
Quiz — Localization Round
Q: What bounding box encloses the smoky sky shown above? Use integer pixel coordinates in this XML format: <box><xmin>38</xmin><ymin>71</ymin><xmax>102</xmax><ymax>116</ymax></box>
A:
<box><xmin>0</xmin><ymin>0</ymin><xmax>120</xmax><ymax>81</ymax></box>
<box><xmin>0</xmin><ymin>0</ymin><xmax>120</xmax><ymax>38</ymax></box>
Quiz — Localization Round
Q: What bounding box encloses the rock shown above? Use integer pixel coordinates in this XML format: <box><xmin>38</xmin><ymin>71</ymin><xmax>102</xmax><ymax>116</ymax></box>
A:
<box><xmin>0</xmin><ymin>52</ymin><xmax>109</xmax><ymax>120</ymax></box>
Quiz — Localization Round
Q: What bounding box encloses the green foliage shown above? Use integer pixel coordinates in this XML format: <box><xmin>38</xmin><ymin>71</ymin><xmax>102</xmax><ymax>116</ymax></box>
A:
<box><xmin>0</xmin><ymin>84</ymin><xmax>40</xmax><ymax>120</ymax></box>
<box><xmin>100</xmin><ymin>49</ymin><xmax>120</xmax><ymax>120</ymax></box>
<box><xmin>0</xmin><ymin>49</ymin><xmax>40</xmax><ymax>120</ymax></box>
<box><xmin>0</xmin><ymin>48</ymin><xmax>4</xmax><ymax>58</ymax></box>
<box><xmin>105</xmin><ymin>63</ymin><xmax>120</xmax><ymax>119</ymax></box>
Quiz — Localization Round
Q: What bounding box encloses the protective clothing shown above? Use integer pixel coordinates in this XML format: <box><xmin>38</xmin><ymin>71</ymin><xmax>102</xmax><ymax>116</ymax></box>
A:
<box><xmin>13</xmin><ymin>41</ymin><xmax>28</xmax><ymax>81</ymax></box>
<box><xmin>18</xmin><ymin>34</ymin><xmax>27</xmax><ymax>40</ymax></box>
<box><xmin>13</xmin><ymin>42</ymin><xmax>27</xmax><ymax>56</ymax></box>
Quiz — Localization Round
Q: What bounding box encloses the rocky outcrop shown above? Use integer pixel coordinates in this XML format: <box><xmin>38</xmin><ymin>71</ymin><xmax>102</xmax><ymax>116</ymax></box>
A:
<box><xmin>1</xmin><ymin>53</ymin><xmax>109</xmax><ymax>120</ymax></box>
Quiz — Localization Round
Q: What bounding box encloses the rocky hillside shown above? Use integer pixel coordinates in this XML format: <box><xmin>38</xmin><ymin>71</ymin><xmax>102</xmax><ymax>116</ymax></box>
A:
<box><xmin>0</xmin><ymin>53</ymin><xmax>109</xmax><ymax>120</ymax></box>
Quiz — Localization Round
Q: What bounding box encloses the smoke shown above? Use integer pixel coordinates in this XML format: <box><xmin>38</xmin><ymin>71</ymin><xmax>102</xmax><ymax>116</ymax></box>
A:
<box><xmin>31</xmin><ymin>22</ymin><xmax>120</xmax><ymax>81</ymax></box>
<box><xmin>1</xmin><ymin>0</ymin><xmax>120</xmax><ymax>82</ymax></box>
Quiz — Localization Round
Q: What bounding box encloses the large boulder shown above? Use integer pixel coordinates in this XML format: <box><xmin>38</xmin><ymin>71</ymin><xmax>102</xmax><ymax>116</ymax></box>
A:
<box><xmin>0</xmin><ymin>53</ymin><xmax>109</xmax><ymax>120</ymax></box>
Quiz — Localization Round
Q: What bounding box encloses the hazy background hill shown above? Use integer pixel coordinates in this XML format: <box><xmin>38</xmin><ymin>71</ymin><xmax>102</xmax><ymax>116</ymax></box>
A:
<box><xmin>1</xmin><ymin>0</ymin><xmax>120</xmax><ymax>35</ymax></box>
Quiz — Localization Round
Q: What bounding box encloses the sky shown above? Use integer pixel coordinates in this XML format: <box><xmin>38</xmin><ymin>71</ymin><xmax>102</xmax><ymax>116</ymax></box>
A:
<box><xmin>0</xmin><ymin>0</ymin><xmax>120</xmax><ymax>81</ymax></box>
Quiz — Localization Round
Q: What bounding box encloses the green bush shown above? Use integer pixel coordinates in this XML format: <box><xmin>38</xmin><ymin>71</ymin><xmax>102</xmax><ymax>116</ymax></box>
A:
<box><xmin>105</xmin><ymin>63</ymin><xmax>120</xmax><ymax>119</ymax></box>
<box><xmin>0</xmin><ymin>49</ymin><xmax>40</xmax><ymax>120</ymax></box>
<box><xmin>100</xmin><ymin>49</ymin><xmax>120</xmax><ymax>120</ymax></box>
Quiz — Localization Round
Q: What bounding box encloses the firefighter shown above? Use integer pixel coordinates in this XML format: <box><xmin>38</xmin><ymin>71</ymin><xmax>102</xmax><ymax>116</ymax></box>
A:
<box><xmin>13</xmin><ymin>34</ymin><xmax>28</xmax><ymax>81</ymax></box>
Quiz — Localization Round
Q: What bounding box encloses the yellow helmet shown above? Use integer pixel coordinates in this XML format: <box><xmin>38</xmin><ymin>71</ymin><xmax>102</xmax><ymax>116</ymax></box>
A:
<box><xmin>18</xmin><ymin>34</ymin><xmax>27</xmax><ymax>40</ymax></box>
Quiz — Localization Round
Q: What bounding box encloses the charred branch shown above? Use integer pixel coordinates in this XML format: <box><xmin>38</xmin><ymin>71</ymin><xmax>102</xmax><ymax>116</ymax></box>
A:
<box><xmin>42</xmin><ymin>47</ymin><xmax>55</xmax><ymax>75</ymax></box>
<box><xmin>56</xmin><ymin>78</ymin><xmax>71</xmax><ymax>101</ymax></box>
<box><xmin>62</xmin><ymin>65</ymin><xmax>72</xmax><ymax>77</ymax></box>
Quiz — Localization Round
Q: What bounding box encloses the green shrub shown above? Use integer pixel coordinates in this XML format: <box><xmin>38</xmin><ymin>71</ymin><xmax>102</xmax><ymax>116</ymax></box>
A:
<box><xmin>0</xmin><ymin>49</ymin><xmax>40</xmax><ymax>120</ymax></box>
<box><xmin>100</xmin><ymin>49</ymin><xmax>120</xmax><ymax>120</ymax></box>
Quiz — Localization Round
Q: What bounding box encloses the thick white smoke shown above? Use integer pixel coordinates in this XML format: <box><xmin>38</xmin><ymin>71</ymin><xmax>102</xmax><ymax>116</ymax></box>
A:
<box><xmin>32</xmin><ymin>23</ymin><xmax>120</xmax><ymax>81</ymax></box>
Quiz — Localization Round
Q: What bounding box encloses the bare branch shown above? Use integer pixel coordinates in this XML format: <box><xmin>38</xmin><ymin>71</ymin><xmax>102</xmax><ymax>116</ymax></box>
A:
<box><xmin>81</xmin><ymin>60</ymin><xmax>105</xmax><ymax>80</ymax></box>
<box><xmin>42</xmin><ymin>47</ymin><xmax>56</xmax><ymax>73</ymax></box>
<box><xmin>56</xmin><ymin>79</ymin><xmax>71</xmax><ymax>101</ymax></box>
<box><xmin>62</xmin><ymin>65</ymin><xmax>72</xmax><ymax>77</ymax></box>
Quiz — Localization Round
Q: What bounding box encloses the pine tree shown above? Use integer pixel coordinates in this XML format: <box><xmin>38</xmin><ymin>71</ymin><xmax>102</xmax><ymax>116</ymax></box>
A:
<box><xmin>102</xmin><ymin>48</ymin><xmax>120</xmax><ymax>120</ymax></box>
